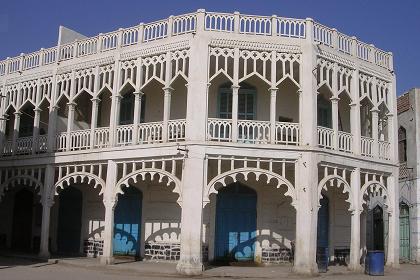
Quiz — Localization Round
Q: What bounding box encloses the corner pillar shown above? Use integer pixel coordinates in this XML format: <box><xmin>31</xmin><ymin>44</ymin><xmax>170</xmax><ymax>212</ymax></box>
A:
<box><xmin>39</xmin><ymin>164</ymin><xmax>55</xmax><ymax>259</ymax></box>
<box><xmin>349</xmin><ymin>167</ymin><xmax>362</xmax><ymax>271</ymax></box>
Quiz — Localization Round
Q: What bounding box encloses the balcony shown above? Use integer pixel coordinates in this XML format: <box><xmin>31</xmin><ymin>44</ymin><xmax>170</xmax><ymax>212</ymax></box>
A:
<box><xmin>207</xmin><ymin>118</ymin><xmax>300</xmax><ymax>145</ymax></box>
<box><xmin>2</xmin><ymin>120</ymin><xmax>186</xmax><ymax>155</ymax></box>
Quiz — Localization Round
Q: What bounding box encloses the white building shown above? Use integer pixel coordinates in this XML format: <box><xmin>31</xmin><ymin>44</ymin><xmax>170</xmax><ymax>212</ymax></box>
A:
<box><xmin>0</xmin><ymin>10</ymin><xmax>399</xmax><ymax>275</ymax></box>
<box><xmin>398</xmin><ymin>89</ymin><xmax>420</xmax><ymax>263</ymax></box>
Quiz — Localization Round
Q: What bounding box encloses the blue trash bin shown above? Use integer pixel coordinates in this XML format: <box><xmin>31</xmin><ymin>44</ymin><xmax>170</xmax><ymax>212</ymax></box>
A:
<box><xmin>365</xmin><ymin>251</ymin><xmax>384</xmax><ymax>276</ymax></box>
<box><xmin>317</xmin><ymin>247</ymin><xmax>329</xmax><ymax>273</ymax></box>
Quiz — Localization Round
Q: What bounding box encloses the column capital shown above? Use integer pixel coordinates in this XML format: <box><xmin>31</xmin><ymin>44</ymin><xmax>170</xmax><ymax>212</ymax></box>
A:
<box><xmin>133</xmin><ymin>90</ymin><xmax>145</xmax><ymax>97</ymax></box>
<box><xmin>231</xmin><ymin>84</ymin><xmax>240</xmax><ymax>90</ymax></box>
<box><xmin>67</xmin><ymin>101</ymin><xmax>77</xmax><ymax>107</ymax></box>
<box><xmin>386</xmin><ymin>112</ymin><xmax>394</xmax><ymax>118</ymax></box>
<box><xmin>34</xmin><ymin>107</ymin><xmax>43</xmax><ymax>113</ymax></box>
<box><xmin>13</xmin><ymin>111</ymin><xmax>22</xmax><ymax>116</ymax></box>
<box><xmin>349</xmin><ymin>102</ymin><xmax>360</xmax><ymax>107</ymax></box>
<box><xmin>330</xmin><ymin>96</ymin><xmax>340</xmax><ymax>102</ymax></box>
<box><xmin>163</xmin><ymin>86</ymin><xmax>174</xmax><ymax>94</ymax></box>
<box><xmin>91</xmin><ymin>97</ymin><xmax>101</xmax><ymax>103</ymax></box>
<box><xmin>370</xmin><ymin>107</ymin><xmax>380</xmax><ymax>113</ymax></box>
<box><xmin>296</xmin><ymin>89</ymin><xmax>302</xmax><ymax>95</ymax></box>
<box><xmin>269</xmin><ymin>87</ymin><xmax>278</xmax><ymax>91</ymax></box>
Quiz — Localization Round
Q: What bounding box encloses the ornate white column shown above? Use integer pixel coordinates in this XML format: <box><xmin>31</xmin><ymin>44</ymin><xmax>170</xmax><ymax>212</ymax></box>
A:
<box><xmin>32</xmin><ymin>107</ymin><xmax>42</xmax><ymax>154</ymax></box>
<box><xmin>386</xmin><ymin>171</ymin><xmax>400</xmax><ymax>267</ymax></box>
<box><xmin>89</xmin><ymin>97</ymin><xmax>100</xmax><ymax>149</ymax></box>
<box><xmin>330</xmin><ymin>97</ymin><xmax>339</xmax><ymax>150</ymax></box>
<box><xmin>66</xmin><ymin>102</ymin><xmax>76</xmax><ymax>151</ymax></box>
<box><xmin>162</xmin><ymin>87</ymin><xmax>173</xmax><ymax>143</ymax></box>
<box><xmin>371</xmin><ymin>108</ymin><xmax>379</xmax><ymax>157</ymax></box>
<box><xmin>39</xmin><ymin>164</ymin><xmax>55</xmax><ymax>259</ymax></box>
<box><xmin>350</xmin><ymin>67</ymin><xmax>360</xmax><ymax>155</ymax></box>
<box><xmin>293</xmin><ymin>153</ymin><xmax>318</xmax><ymax>275</ymax></box>
<box><xmin>0</xmin><ymin>116</ymin><xmax>7</xmax><ymax>154</ymax></box>
<box><xmin>349</xmin><ymin>167</ymin><xmax>362</xmax><ymax>271</ymax></box>
<box><xmin>12</xmin><ymin>111</ymin><xmax>21</xmax><ymax>155</ymax></box>
<box><xmin>108</xmin><ymin>60</ymin><xmax>121</xmax><ymax>147</ymax></box>
<box><xmin>101</xmin><ymin>159</ymin><xmax>118</xmax><ymax>265</ymax></box>
<box><xmin>132</xmin><ymin>91</ymin><xmax>143</xmax><ymax>144</ymax></box>
<box><xmin>47</xmin><ymin>105</ymin><xmax>59</xmax><ymax>153</ymax></box>
<box><xmin>269</xmin><ymin>87</ymin><xmax>277</xmax><ymax>144</ymax></box>
<box><xmin>231</xmin><ymin>85</ymin><xmax>239</xmax><ymax>142</ymax></box>
<box><xmin>176</xmin><ymin>146</ymin><xmax>204</xmax><ymax>275</ymax></box>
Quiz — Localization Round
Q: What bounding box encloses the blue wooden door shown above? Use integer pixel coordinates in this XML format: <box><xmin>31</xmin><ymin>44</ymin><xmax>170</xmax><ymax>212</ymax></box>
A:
<box><xmin>57</xmin><ymin>186</ymin><xmax>83</xmax><ymax>254</ymax></box>
<box><xmin>215</xmin><ymin>183</ymin><xmax>257</xmax><ymax>261</ymax></box>
<box><xmin>317</xmin><ymin>196</ymin><xmax>329</xmax><ymax>248</ymax></box>
<box><xmin>113</xmin><ymin>186</ymin><xmax>142</xmax><ymax>256</ymax></box>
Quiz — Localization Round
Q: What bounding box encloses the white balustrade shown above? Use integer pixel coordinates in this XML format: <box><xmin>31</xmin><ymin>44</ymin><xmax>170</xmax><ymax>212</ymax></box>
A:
<box><xmin>374</xmin><ymin>50</ymin><xmax>390</xmax><ymax>69</ymax></box>
<box><xmin>207</xmin><ymin>118</ymin><xmax>232</xmax><ymax>142</ymax></box>
<box><xmin>275</xmin><ymin>18</ymin><xmax>306</xmax><ymax>38</ymax></box>
<box><xmin>238</xmin><ymin>120</ymin><xmax>270</xmax><ymax>144</ymax></box>
<box><xmin>379</xmin><ymin>140</ymin><xmax>390</xmax><ymax>160</ymax></box>
<box><xmin>94</xmin><ymin>127</ymin><xmax>110</xmax><ymax>148</ymax></box>
<box><xmin>239</xmin><ymin>15</ymin><xmax>271</xmax><ymax>35</ymax></box>
<box><xmin>356</xmin><ymin>42</ymin><xmax>371</xmax><ymax>61</ymax></box>
<box><xmin>275</xmin><ymin>122</ymin><xmax>300</xmax><ymax>145</ymax></box>
<box><xmin>36</xmin><ymin>135</ymin><xmax>48</xmax><ymax>152</ymax></box>
<box><xmin>77</xmin><ymin>37</ymin><xmax>98</xmax><ymax>57</ymax></box>
<box><xmin>360</xmin><ymin>136</ymin><xmax>374</xmax><ymax>157</ymax></box>
<box><xmin>23</xmin><ymin>52</ymin><xmax>40</xmax><ymax>70</ymax></box>
<box><xmin>143</xmin><ymin>20</ymin><xmax>168</xmax><ymax>42</ymax></box>
<box><xmin>15</xmin><ymin>136</ymin><xmax>33</xmax><ymax>154</ymax></box>
<box><xmin>317</xmin><ymin>126</ymin><xmax>334</xmax><ymax>149</ymax></box>
<box><xmin>172</xmin><ymin>14</ymin><xmax>197</xmax><ymax>35</ymax></box>
<box><xmin>55</xmin><ymin>132</ymin><xmax>67</xmax><ymax>152</ymax></box>
<box><xmin>121</xmin><ymin>27</ymin><xmax>139</xmax><ymax>46</ymax></box>
<box><xmin>2</xmin><ymin>140</ymin><xmax>13</xmax><ymax>156</ymax></box>
<box><xmin>116</xmin><ymin>124</ymin><xmax>134</xmax><ymax>146</ymax></box>
<box><xmin>205</xmin><ymin>12</ymin><xmax>235</xmax><ymax>32</ymax></box>
<box><xmin>70</xmin><ymin>129</ymin><xmax>91</xmax><ymax>150</ymax></box>
<box><xmin>59</xmin><ymin>43</ymin><xmax>74</xmax><ymax>61</ymax></box>
<box><xmin>138</xmin><ymin>122</ymin><xmax>163</xmax><ymax>144</ymax></box>
<box><xmin>338</xmin><ymin>131</ymin><xmax>353</xmax><ymax>153</ymax></box>
<box><xmin>337</xmin><ymin>32</ymin><xmax>352</xmax><ymax>54</ymax></box>
<box><xmin>42</xmin><ymin>47</ymin><xmax>57</xmax><ymax>65</ymax></box>
<box><xmin>168</xmin><ymin>119</ymin><xmax>186</xmax><ymax>142</ymax></box>
<box><xmin>100</xmin><ymin>32</ymin><xmax>118</xmax><ymax>51</ymax></box>
<box><xmin>8</xmin><ymin>57</ymin><xmax>21</xmax><ymax>74</ymax></box>
<box><xmin>313</xmin><ymin>23</ymin><xmax>333</xmax><ymax>47</ymax></box>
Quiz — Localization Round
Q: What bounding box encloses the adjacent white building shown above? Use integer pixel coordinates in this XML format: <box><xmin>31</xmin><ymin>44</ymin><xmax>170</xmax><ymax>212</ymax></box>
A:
<box><xmin>398</xmin><ymin>89</ymin><xmax>420</xmax><ymax>263</ymax></box>
<box><xmin>0</xmin><ymin>10</ymin><xmax>399</xmax><ymax>275</ymax></box>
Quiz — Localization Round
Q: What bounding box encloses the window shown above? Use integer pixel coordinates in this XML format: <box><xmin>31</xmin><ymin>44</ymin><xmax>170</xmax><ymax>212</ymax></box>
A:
<box><xmin>119</xmin><ymin>93</ymin><xmax>135</xmax><ymax>125</ymax></box>
<box><xmin>317</xmin><ymin>95</ymin><xmax>332</xmax><ymax>128</ymax></box>
<box><xmin>218</xmin><ymin>84</ymin><xmax>256</xmax><ymax>120</ymax></box>
<box><xmin>398</xmin><ymin>126</ymin><xmax>407</xmax><ymax>162</ymax></box>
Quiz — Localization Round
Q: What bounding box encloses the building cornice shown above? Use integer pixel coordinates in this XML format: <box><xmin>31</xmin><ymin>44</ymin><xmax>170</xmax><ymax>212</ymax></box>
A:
<box><xmin>210</xmin><ymin>38</ymin><xmax>301</xmax><ymax>53</ymax></box>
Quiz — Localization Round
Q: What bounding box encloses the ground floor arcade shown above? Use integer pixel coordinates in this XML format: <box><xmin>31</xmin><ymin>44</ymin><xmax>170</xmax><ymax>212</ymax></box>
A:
<box><xmin>0</xmin><ymin>150</ymin><xmax>399</xmax><ymax>275</ymax></box>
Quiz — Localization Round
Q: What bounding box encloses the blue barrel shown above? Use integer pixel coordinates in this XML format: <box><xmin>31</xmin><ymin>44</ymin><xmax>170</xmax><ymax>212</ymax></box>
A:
<box><xmin>365</xmin><ymin>251</ymin><xmax>384</xmax><ymax>276</ymax></box>
<box><xmin>317</xmin><ymin>247</ymin><xmax>329</xmax><ymax>273</ymax></box>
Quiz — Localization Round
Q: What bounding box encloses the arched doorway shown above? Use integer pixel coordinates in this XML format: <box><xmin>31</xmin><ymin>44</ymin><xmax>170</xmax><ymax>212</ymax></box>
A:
<box><xmin>400</xmin><ymin>203</ymin><xmax>410</xmax><ymax>261</ymax></box>
<box><xmin>215</xmin><ymin>182</ymin><xmax>257</xmax><ymax>262</ymax></box>
<box><xmin>57</xmin><ymin>186</ymin><xmax>83</xmax><ymax>255</ymax></box>
<box><xmin>317</xmin><ymin>195</ymin><xmax>329</xmax><ymax>249</ymax></box>
<box><xmin>113</xmin><ymin>186</ymin><xmax>142</xmax><ymax>257</ymax></box>
<box><xmin>11</xmin><ymin>189</ymin><xmax>34</xmax><ymax>251</ymax></box>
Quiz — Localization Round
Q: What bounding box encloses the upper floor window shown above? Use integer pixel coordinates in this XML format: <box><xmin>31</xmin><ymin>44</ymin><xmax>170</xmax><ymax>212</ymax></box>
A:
<box><xmin>317</xmin><ymin>95</ymin><xmax>332</xmax><ymax>128</ymax></box>
<box><xmin>119</xmin><ymin>92</ymin><xmax>146</xmax><ymax>125</ymax></box>
<box><xmin>218</xmin><ymin>83</ymin><xmax>256</xmax><ymax>120</ymax></box>
<box><xmin>398</xmin><ymin>126</ymin><xmax>407</xmax><ymax>162</ymax></box>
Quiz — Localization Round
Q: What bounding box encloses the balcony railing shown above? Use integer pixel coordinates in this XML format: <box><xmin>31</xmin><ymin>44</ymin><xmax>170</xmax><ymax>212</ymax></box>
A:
<box><xmin>379</xmin><ymin>140</ymin><xmax>391</xmax><ymax>160</ymax></box>
<box><xmin>338</xmin><ymin>131</ymin><xmax>353</xmax><ymax>153</ymax></box>
<box><xmin>138</xmin><ymin>121</ymin><xmax>163</xmax><ymax>144</ymax></box>
<box><xmin>360</xmin><ymin>136</ymin><xmax>374</xmax><ymax>157</ymax></box>
<box><xmin>207</xmin><ymin>118</ymin><xmax>300</xmax><ymax>146</ymax></box>
<box><xmin>317</xmin><ymin>126</ymin><xmax>334</xmax><ymax>149</ymax></box>
<box><xmin>0</xmin><ymin>10</ymin><xmax>392</xmax><ymax>78</ymax></box>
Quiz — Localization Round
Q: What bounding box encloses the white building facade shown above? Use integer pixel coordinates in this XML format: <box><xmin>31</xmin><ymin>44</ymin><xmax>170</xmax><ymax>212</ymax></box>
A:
<box><xmin>398</xmin><ymin>89</ymin><xmax>420</xmax><ymax>263</ymax></box>
<box><xmin>0</xmin><ymin>10</ymin><xmax>399</xmax><ymax>275</ymax></box>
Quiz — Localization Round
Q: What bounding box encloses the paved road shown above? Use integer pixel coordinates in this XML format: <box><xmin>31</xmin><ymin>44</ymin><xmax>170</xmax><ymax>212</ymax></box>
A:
<box><xmin>0</xmin><ymin>257</ymin><xmax>419</xmax><ymax>280</ymax></box>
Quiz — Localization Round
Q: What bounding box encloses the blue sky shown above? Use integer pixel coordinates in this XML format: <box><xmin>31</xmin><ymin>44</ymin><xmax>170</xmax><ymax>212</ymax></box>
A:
<box><xmin>1</xmin><ymin>0</ymin><xmax>419</xmax><ymax>94</ymax></box>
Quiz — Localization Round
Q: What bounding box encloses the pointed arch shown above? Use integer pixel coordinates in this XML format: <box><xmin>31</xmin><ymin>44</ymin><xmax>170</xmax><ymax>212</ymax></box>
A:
<box><xmin>115</xmin><ymin>168</ymin><xmax>182</xmax><ymax>205</ymax></box>
<box><xmin>360</xmin><ymin>180</ymin><xmax>390</xmax><ymax>212</ymax></box>
<box><xmin>0</xmin><ymin>175</ymin><xmax>43</xmax><ymax>202</ymax></box>
<box><xmin>53</xmin><ymin>172</ymin><xmax>105</xmax><ymax>197</ymax></box>
<box><xmin>317</xmin><ymin>174</ymin><xmax>353</xmax><ymax>210</ymax></box>
<box><xmin>205</xmin><ymin>167</ymin><xmax>296</xmax><ymax>208</ymax></box>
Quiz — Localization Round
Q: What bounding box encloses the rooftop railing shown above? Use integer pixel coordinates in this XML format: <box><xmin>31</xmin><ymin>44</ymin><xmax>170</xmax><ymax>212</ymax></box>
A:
<box><xmin>0</xmin><ymin>10</ymin><xmax>393</xmax><ymax>77</ymax></box>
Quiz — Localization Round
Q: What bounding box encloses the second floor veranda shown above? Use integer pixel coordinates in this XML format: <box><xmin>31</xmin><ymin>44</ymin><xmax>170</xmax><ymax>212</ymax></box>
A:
<box><xmin>1</xmin><ymin>66</ymin><xmax>392</xmax><ymax>161</ymax></box>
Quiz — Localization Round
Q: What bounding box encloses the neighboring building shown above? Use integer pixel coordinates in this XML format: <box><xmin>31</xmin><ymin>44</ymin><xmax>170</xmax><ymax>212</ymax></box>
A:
<box><xmin>0</xmin><ymin>10</ymin><xmax>399</xmax><ymax>275</ymax></box>
<box><xmin>398</xmin><ymin>89</ymin><xmax>420</xmax><ymax>263</ymax></box>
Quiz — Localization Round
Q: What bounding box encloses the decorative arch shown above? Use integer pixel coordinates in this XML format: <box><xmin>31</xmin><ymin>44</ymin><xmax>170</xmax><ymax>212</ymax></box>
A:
<box><xmin>317</xmin><ymin>174</ymin><xmax>353</xmax><ymax>210</ymax></box>
<box><xmin>115</xmin><ymin>168</ymin><xmax>182</xmax><ymax>205</ymax></box>
<box><xmin>53</xmin><ymin>172</ymin><xmax>106</xmax><ymax>197</ymax></box>
<box><xmin>360</xmin><ymin>180</ymin><xmax>391</xmax><ymax>212</ymax></box>
<box><xmin>0</xmin><ymin>175</ymin><xmax>43</xmax><ymax>201</ymax></box>
<box><xmin>205</xmin><ymin>167</ymin><xmax>296</xmax><ymax>208</ymax></box>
